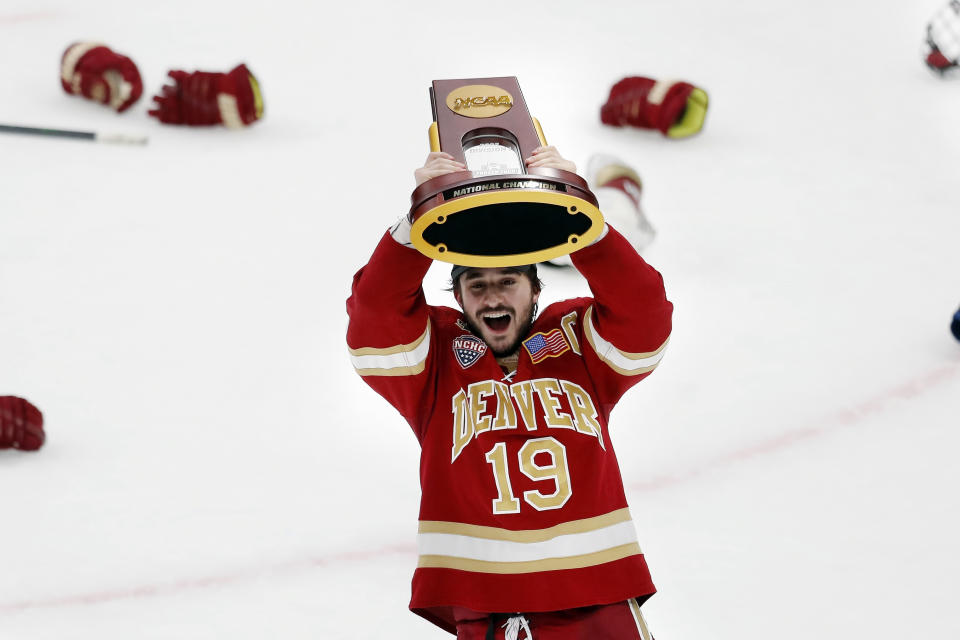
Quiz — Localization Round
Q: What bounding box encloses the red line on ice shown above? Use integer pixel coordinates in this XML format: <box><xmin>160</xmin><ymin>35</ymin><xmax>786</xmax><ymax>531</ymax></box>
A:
<box><xmin>1</xmin><ymin>358</ymin><xmax>956</xmax><ymax>613</ymax></box>
<box><xmin>0</xmin><ymin>12</ymin><xmax>58</xmax><ymax>25</ymax></box>
<box><xmin>629</xmin><ymin>358</ymin><xmax>960</xmax><ymax>492</ymax></box>
<box><xmin>0</xmin><ymin>544</ymin><xmax>415</xmax><ymax>614</ymax></box>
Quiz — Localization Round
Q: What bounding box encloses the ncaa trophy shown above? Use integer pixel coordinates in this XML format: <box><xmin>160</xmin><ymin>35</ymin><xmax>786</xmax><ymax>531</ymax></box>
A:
<box><xmin>409</xmin><ymin>77</ymin><xmax>604</xmax><ymax>267</ymax></box>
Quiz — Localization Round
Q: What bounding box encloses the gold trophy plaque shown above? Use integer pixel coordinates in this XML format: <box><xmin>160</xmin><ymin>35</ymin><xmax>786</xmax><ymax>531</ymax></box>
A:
<box><xmin>409</xmin><ymin>77</ymin><xmax>604</xmax><ymax>267</ymax></box>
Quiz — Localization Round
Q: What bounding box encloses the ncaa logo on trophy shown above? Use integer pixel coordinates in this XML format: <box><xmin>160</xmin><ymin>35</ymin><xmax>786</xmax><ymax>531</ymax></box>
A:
<box><xmin>409</xmin><ymin>77</ymin><xmax>605</xmax><ymax>267</ymax></box>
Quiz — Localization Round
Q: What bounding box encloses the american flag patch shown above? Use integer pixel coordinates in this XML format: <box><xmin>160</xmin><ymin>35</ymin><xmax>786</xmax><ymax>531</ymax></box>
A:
<box><xmin>523</xmin><ymin>328</ymin><xmax>570</xmax><ymax>363</ymax></box>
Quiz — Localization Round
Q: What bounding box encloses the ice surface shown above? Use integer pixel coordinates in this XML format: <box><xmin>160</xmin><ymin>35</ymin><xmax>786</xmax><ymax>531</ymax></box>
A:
<box><xmin>1</xmin><ymin>1</ymin><xmax>959</xmax><ymax>638</ymax></box>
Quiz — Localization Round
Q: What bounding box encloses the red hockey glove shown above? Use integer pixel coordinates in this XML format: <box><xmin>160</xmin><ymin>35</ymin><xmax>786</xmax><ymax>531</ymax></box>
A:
<box><xmin>60</xmin><ymin>42</ymin><xmax>143</xmax><ymax>113</ymax></box>
<box><xmin>148</xmin><ymin>63</ymin><xmax>264</xmax><ymax>127</ymax></box>
<box><xmin>924</xmin><ymin>0</ymin><xmax>960</xmax><ymax>75</ymax></box>
<box><xmin>0</xmin><ymin>396</ymin><xmax>45</xmax><ymax>451</ymax></box>
<box><xmin>601</xmin><ymin>76</ymin><xmax>709</xmax><ymax>138</ymax></box>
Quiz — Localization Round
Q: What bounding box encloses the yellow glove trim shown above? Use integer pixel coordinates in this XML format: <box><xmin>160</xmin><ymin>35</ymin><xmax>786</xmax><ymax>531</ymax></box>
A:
<box><xmin>248</xmin><ymin>74</ymin><xmax>265</xmax><ymax>119</ymax></box>
<box><xmin>667</xmin><ymin>87</ymin><xmax>709</xmax><ymax>139</ymax></box>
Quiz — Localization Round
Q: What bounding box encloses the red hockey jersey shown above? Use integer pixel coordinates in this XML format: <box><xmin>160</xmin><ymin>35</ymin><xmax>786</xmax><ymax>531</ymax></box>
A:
<box><xmin>346</xmin><ymin>225</ymin><xmax>673</xmax><ymax>634</ymax></box>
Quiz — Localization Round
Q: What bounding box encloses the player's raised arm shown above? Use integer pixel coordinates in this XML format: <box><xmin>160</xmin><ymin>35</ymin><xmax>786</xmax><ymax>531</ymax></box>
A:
<box><xmin>344</xmin><ymin>154</ymin><xmax>466</xmax><ymax>426</ymax></box>
<box><xmin>570</xmin><ymin>224</ymin><xmax>673</xmax><ymax>406</ymax></box>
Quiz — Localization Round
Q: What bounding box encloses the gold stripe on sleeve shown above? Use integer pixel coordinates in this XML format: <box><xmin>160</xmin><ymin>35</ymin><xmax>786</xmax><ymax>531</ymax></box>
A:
<box><xmin>583</xmin><ymin>307</ymin><xmax>669</xmax><ymax>376</ymax></box>
<box><xmin>348</xmin><ymin>321</ymin><xmax>430</xmax><ymax>356</ymax></box>
<box><xmin>349</xmin><ymin>320</ymin><xmax>431</xmax><ymax>377</ymax></box>
<box><xmin>352</xmin><ymin>360</ymin><xmax>428</xmax><ymax>377</ymax></box>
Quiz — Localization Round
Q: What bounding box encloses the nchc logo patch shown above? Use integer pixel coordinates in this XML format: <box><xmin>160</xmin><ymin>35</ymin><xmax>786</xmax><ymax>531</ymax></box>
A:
<box><xmin>453</xmin><ymin>334</ymin><xmax>487</xmax><ymax>369</ymax></box>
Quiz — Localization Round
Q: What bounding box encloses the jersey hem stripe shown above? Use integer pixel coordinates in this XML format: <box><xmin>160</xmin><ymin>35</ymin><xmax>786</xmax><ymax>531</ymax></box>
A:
<box><xmin>418</xmin><ymin>520</ymin><xmax>639</xmax><ymax>563</ymax></box>
<box><xmin>418</xmin><ymin>507</ymin><xmax>632</xmax><ymax>542</ymax></box>
<box><xmin>417</xmin><ymin>542</ymin><xmax>642</xmax><ymax>574</ymax></box>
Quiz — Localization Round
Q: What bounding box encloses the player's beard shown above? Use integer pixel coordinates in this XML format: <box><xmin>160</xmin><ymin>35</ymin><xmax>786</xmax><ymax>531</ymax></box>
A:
<box><xmin>464</xmin><ymin>302</ymin><xmax>538</xmax><ymax>358</ymax></box>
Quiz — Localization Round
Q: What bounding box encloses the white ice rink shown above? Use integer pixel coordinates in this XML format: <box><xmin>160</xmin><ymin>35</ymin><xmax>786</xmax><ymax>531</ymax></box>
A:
<box><xmin>2</xmin><ymin>1</ymin><xmax>959</xmax><ymax>638</ymax></box>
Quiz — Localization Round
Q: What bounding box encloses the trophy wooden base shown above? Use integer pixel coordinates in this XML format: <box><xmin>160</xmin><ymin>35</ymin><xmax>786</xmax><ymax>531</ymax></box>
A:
<box><xmin>409</xmin><ymin>168</ymin><xmax>604</xmax><ymax>267</ymax></box>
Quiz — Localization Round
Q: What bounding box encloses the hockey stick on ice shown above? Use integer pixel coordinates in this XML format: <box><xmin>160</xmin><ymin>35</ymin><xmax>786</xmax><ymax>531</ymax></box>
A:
<box><xmin>0</xmin><ymin>123</ymin><xmax>147</xmax><ymax>145</ymax></box>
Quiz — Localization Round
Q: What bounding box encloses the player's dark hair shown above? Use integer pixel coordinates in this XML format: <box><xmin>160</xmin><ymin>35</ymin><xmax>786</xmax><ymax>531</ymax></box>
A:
<box><xmin>448</xmin><ymin>265</ymin><xmax>543</xmax><ymax>295</ymax></box>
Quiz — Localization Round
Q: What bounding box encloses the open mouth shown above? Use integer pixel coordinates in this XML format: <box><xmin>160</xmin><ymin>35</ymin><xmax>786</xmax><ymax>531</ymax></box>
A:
<box><xmin>481</xmin><ymin>311</ymin><xmax>511</xmax><ymax>333</ymax></box>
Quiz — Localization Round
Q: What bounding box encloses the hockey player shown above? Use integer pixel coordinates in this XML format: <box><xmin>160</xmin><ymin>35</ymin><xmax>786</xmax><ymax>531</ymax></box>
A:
<box><xmin>346</xmin><ymin>147</ymin><xmax>672</xmax><ymax>639</ymax></box>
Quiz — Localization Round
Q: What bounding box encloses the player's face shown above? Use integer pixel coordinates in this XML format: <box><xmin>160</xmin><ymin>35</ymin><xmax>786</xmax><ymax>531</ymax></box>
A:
<box><xmin>455</xmin><ymin>268</ymin><xmax>540</xmax><ymax>357</ymax></box>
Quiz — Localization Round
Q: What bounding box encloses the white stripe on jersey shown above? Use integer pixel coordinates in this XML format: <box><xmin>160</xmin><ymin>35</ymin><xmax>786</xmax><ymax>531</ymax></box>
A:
<box><xmin>349</xmin><ymin>321</ymin><xmax>431</xmax><ymax>376</ymax></box>
<box><xmin>418</xmin><ymin>510</ymin><xmax>640</xmax><ymax>564</ymax></box>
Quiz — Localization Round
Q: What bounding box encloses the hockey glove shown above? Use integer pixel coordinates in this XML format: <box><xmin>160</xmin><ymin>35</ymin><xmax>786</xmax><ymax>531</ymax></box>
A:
<box><xmin>924</xmin><ymin>1</ymin><xmax>960</xmax><ymax>75</ymax></box>
<box><xmin>601</xmin><ymin>76</ymin><xmax>708</xmax><ymax>139</ymax></box>
<box><xmin>60</xmin><ymin>42</ymin><xmax>143</xmax><ymax>113</ymax></box>
<box><xmin>148</xmin><ymin>63</ymin><xmax>264</xmax><ymax>127</ymax></box>
<box><xmin>0</xmin><ymin>396</ymin><xmax>45</xmax><ymax>451</ymax></box>
<box><xmin>587</xmin><ymin>154</ymin><xmax>655</xmax><ymax>254</ymax></box>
